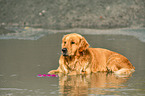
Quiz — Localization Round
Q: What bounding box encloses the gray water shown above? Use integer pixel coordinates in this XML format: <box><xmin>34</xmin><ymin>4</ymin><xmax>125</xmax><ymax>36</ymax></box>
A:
<box><xmin>0</xmin><ymin>28</ymin><xmax>145</xmax><ymax>96</ymax></box>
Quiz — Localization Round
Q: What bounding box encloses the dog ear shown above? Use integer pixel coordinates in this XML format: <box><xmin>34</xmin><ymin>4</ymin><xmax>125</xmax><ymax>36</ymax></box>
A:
<box><xmin>79</xmin><ymin>37</ymin><xmax>89</xmax><ymax>52</ymax></box>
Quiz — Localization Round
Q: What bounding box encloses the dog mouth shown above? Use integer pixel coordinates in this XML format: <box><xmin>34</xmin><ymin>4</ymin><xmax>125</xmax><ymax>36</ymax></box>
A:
<box><xmin>62</xmin><ymin>48</ymin><xmax>75</xmax><ymax>56</ymax></box>
<box><xmin>62</xmin><ymin>52</ymin><xmax>68</xmax><ymax>56</ymax></box>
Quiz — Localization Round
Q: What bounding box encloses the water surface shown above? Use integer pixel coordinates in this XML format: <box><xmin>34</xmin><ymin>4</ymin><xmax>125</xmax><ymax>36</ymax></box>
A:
<box><xmin>0</xmin><ymin>28</ymin><xmax>145</xmax><ymax>96</ymax></box>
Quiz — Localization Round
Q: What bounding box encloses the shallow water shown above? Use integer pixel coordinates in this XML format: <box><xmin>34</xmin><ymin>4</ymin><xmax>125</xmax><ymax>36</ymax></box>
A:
<box><xmin>0</xmin><ymin>28</ymin><xmax>145</xmax><ymax>96</ymax></box>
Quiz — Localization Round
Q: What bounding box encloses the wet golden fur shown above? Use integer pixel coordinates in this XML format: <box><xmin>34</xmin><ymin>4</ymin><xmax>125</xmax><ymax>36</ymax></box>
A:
<box><xmin>49</xmin><ymin>33</ymin><xmax>135</xmax><ymax>75</ymax></box>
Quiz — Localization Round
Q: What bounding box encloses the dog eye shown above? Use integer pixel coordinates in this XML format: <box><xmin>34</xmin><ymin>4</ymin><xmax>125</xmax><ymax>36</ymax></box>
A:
<box><xmin>71</xmin><ymin>42</ymin><xmax>75</xmax><ymax>44</ymax></box>
<box><xmin>64</xmin><ymin>42</ymin><xmax>66</xmax><ymax>44</ymax></box>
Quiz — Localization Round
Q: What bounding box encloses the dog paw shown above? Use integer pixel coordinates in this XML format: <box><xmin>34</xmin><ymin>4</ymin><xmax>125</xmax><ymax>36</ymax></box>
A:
<box><xmin>48</xmin><ymin>70</ymin><xmax>59</xmax><ymax>74</ymax></box>
<box><xmin>68</xmin><ymin>71</ymin><xmax>77</xmax><ymax>75</ymax></box>
<box><xmin>114</xmin><ymin>68</ymin><xmax>135</xmax><ymax>75</ymax></box>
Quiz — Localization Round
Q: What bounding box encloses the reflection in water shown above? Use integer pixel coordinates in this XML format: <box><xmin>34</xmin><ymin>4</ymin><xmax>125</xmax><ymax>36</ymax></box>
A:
<box><xmin>58</xmin><ymin>72</ymin><xmax>130</xmax><ymax>96</ymax></box>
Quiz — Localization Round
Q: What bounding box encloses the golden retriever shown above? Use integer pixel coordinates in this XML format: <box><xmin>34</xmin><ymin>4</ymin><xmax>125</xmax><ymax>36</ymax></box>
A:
<box><xmin>48</xmin><ymin>33</ymin><xmax>135</xmax><ymax>75</ymax></box>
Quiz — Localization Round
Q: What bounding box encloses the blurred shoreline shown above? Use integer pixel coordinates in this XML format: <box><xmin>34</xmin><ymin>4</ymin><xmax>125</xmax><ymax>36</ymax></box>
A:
<box><xmin>0</xmin><ymin>26</ymin><xmax>145</xmax><ymax>42</ymax></box>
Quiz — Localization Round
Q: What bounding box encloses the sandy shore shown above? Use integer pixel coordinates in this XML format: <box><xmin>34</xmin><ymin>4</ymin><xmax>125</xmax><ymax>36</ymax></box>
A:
<box><xmin>0</xmin><ymin>0</ymin><xmax>145</xmax><ymax>29</ymax></box>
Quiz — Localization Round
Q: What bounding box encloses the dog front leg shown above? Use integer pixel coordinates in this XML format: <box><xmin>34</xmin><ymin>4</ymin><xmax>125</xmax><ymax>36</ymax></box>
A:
<box><xmin>59</xmin><ymin>57</ymin><xmax>70</xmax><ymax>74</ymax></box>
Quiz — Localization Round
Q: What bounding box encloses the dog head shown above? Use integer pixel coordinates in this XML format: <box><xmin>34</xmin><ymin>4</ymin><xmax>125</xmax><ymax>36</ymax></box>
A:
<box><xmin>61</xmin><ymin>33</ymin><xmax>89</xmax><ymax>56</ymax></box>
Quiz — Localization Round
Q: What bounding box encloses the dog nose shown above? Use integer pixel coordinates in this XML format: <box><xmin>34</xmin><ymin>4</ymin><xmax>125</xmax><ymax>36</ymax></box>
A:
<box><xmin>62</xmin><ymin>48</ymin><xmax>67</xmax><ymax>53</ymax></box>
<box><xmin>62</xmin><ymin>48</ymin><xmax>68</xmax><ymax>56</ymax></box>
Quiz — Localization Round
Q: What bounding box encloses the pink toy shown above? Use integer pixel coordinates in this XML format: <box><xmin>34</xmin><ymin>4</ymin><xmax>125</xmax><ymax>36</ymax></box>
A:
<box><xmin>37</xmin><ymin>74</ymin><xmax>58</xmax><ymax>77</ymax></box>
